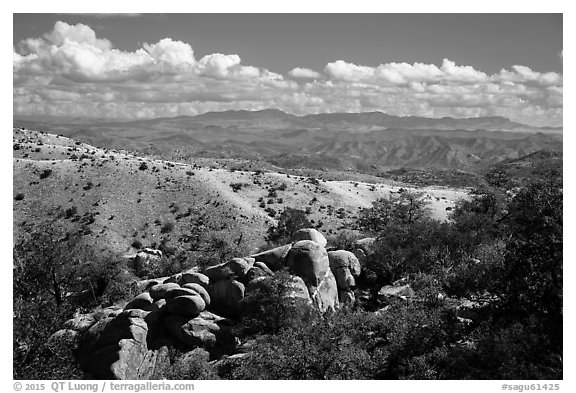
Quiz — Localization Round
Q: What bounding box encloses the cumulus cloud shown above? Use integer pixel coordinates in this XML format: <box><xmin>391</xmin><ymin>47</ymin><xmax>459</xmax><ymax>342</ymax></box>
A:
<box><xmin>144</xmin><ymin>38</ymin><xmax>195</xmax><ymax>68</ymax></box>
<box><xmin>324</xmin><ymin>60</ymin><xmax>375</xmax><ymax>82</ymax></box>
<box><xmin>13</xmin><ymin>21</ymin><xmax>562</xmax><ymax>126</ymax></box>
<box><xmin>288</xmin><ymin>67</ymin><xmax>321</xmax><ymax>79</ymax></box>
<box><xmin>197</xmin><ymin>53</ymin><xmax>241</xmax><ymax>77</ymax></box>
<box><xmin>44</xmin><ymin>21</ymin><xmax>112</xmax><ymax>50</ymax></box>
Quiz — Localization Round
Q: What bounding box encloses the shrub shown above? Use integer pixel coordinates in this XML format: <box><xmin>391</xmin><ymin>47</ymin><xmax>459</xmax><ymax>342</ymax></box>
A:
<box><xmin>160</xmin><ymin>221</ymin><xmax>175</xmax><ymax>234</ymax></box>
<box><xmin>326</xmin><ymin>229</ymin><xmax>360</xmax><ymax>250</ymax></box>
<box><xmin>39</xmin><ymin>169</ymin><xmax>52</xmax><ymax>179</ymax></box>
<box><xmin>230</xmin><ymin>183</ymin><xmax>246</xmax><ymax>192</ymax></box>
<box><xmin>14</xmin><ymin>193</ymin><xmax>25</xmax><ymax>201</ymax></box>
<box><xmin>265</xmin><ymin>208</ymin><xmax>311</xmax><ymax>244</ymax></box>
<box><xmin>164</xmin><ymin>349</ymin><xmax>220</xmax><ymax>380</ymax></box>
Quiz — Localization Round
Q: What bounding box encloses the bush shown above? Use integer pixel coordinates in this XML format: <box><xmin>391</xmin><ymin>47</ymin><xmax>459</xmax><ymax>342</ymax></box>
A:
<box><xmin>164</xmin><ymin>349</ymin><xmax>219</xmax><ymax>380</ymax></box>
<box><xmin>39</xmin><ymin>169</ymin><xmax>52</xmax><ymax>179</ymax></box>
<box><xmin>239</xmin><ymin>271</ymin><xmax>316</xmax><ymax>337</ymax></box>
<box><xmin>139</xmin><ymin>162</ymin><xmax>148</xmax><ymax>170</ymax></box>
<box><xmin>326</xmin><ymin>230</ymin><xmax>360</xmax><ymax>250</ymax></box>
<box><xmin>266</xmin><ymin>208</ymin><xmax>311</xmax><ymax>244</ymax></box>
<box><xmin>14</xmin><ymin>192</ymin><xmax>25</xmax><ymax>201</ymax></box>
<box><xmin>160</xmin><ymin>221</ymin><xmax>175</xmax><ymax>234</ymax></box>
<box><xmin>230</xmin><ymin>183</ymin><xmax>246</xmax><ymax>192</ymax></box>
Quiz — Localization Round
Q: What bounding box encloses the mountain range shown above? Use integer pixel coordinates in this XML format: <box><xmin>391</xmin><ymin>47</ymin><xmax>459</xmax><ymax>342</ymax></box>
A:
<box><xmin>14</xmin><ymin>109</ymin><xmax>562</xmax><ymax>173</ymax></box>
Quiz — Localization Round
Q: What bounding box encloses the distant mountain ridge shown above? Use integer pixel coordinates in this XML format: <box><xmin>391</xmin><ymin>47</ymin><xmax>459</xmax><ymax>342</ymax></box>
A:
<box><xmin>14</xmin><ymin>109</ymin><xmax>562</xmax><ymax>173</ymax></box>
<box><xmin>15</xmin><ymin>109</ymin><xmax>561</xmax><ymax>132</ymax></box>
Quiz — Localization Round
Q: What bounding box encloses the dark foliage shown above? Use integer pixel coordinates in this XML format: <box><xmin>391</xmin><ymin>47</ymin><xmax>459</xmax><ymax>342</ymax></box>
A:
<box><xmin>266</xmin><ymin>207</ymin><xmax>311</xmax><ymax>244</ymax></box>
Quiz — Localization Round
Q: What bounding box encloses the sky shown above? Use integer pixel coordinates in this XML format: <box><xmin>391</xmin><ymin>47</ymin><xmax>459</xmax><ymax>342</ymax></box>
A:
<box><xmin>13</xmin><ymin>13</ymin><xmax>563</xmax><ymax>126</ymax></box>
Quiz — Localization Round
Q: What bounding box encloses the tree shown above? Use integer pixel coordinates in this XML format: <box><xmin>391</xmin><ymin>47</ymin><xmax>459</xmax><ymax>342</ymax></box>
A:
<box><xmin>266</xmin><ymin>208</ymin><xmax>311</xmax><ymax>244</ymax></box>
<box><xmin>14</xmin><ymin>217</ymin><xmax>89</xmax><ymax>307</ymax></box>
<box><xmin>355</xmin><ymin>191</ymin><xmax>434</xmax><ymax>291</ymax></box>
<box><xmin>239</xmin><ymin>270</ymin><xmax>316</xmax><ymax>337</ymax></box>
<box><xmin>497</xmin><ymin>180</ymin><xmax>562</xmax><ymax>333</ymax></box>
<box><xmin>356</xmin><ymin>190</ymin><xmax>430</xmax><ymax>235</ymax></box>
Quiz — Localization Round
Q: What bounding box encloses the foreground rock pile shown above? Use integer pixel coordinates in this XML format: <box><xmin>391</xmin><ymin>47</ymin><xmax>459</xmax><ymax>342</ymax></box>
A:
<box><xmin>53</xmin><ymin>228</ymin><xmax>365</xmax><ymax>379</ymax></box>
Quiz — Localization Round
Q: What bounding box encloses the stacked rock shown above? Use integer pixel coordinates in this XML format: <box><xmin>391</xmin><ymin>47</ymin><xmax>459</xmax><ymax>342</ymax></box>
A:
<box><xmin>59</xmin><ymin>228</ymin><xmax>361</xmax><ymax>379</ymax></box>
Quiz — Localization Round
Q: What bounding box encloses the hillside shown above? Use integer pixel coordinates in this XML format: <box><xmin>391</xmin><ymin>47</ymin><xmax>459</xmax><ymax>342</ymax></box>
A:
<box><xmin>13</xmin><ymin>128</ymin><xmax>469</xmax><ymax>258</ymax></box>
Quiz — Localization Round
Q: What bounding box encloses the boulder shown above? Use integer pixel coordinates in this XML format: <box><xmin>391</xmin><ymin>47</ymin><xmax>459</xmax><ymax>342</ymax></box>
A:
<box><xmin>182</xmin><ymin>283</ymin><xmax>211</xmax><ymax>306</ymax></box>
<box><xmin>328</xmin><ymin>250</ymin><xmax>361</xmax><ymax>277</ymax></box>
<box><xmin>88</xmin><ymin>340</ymin><xmax>169</xmax><ymax>380</ymax></box>
<box><xmin>202</xmin><ymin>262</ymin><xmax>233</xmax><ymax>282</ymax></box>
<box><xmin>208</xmin><ymin>279</ymin><xmax>245</xmax><ymax>317</ymax></box>
<box><xmin>378</xmin><ymin>284</ymin><xmax>414</xmax><ymax>301</ymax></box>
<box><xmin>125</xmin><ymin>292</ymin><xmax>154</xmax><ymax>311</ymax></box>
<box><xmin>333</xmin><ymin>268</ymin><xmax>355</xmax><ymax>290</ymax></box>
<box><xmin>224</xmin><ymin>258</ymin><xmax>253</xmax><ymax>280</ymax></box>
<box><xmin>203</xmin><ymin>258</ymin><xmax>253</xmax><ymax>282</ymax></box>
<box><xmin>150</xmin><ymin>299</ymin><xmax>167</xmax><ymax>313</ymax></box>
<box><xmin>165</xmin><ymin>295</ymin><xmax>206</xmax><ymax>316</ymax></box>
<box><xmin>309</xmin><ymin>269</ymin><xmax>339</xmax><ymax>313</ymax></box>
<box><xmin>64</xmin><ymin>312</ymin><xmax>97</xmax><ymax>332</ymax></box>
<box><xmin>254</xmin><ymin>261</ymin><xmax>274</xmax><ymax>276</ymax></box>
<box><xmin>284</xmin><ymin>275</ymin><xmax>311</xmax><ymax>301</ymax></box>
<box><xmin>291</xmin><ymin>228</ymin><xmax>327</xmax><ymax>247</ymax></box>
<box><xmin>148</xmin><ymin>282</ymin><xmax>182</xmax><ymax>301</ymax></box>
<box><xmin>164</xmin><ymin>273</ymin><xmax>183</xmax><ymax>285</ymax></box>
<box><xmin>180</xmin><ymin>271</ymin><xmax>210</xmax><ymax>287</ymax></box>
<box><xmin>76</xmin><ymin>309</ymin><xmax>160</xmax><ymax>379</ymax></box>
<box><xmin>165</xmin><ymin>312</ymin><xmax>236</xmax><ymax>355</ymax></box>
<box><xmin>134</xmin><ymin>278</ymin><xmax>167</xmax><ymax>293</ymax></box>
<box><xmin>84</xmin><ymin>317</ymin><xmax>114</xmax><ymax>343</ymax></box>
<box><xmin>328</xmin><ymin>250</ymin><xmax>361</xmax><ymax>291</ymax></box>
<box><xmin>96</xmin><ymin>306</ymin><xmax>123</xmax><ymax>319</ymax></box>
<box><xmin>245</xmin><ymin>266</ymin><xmax>269</xmax><ymax>283</ymax></box>
<box><xmin>164</xmin><ymin>314</ymin><xmax>220</xmax><ymax>349</ymax></box>
<box><xmin>164</xmin><ymin>287</ymin><xmax>200</xmax><ymax>300</ymax></box>
<box><xmin>250</xmin><ymin>244</ymin><xmax>292</xmax><ymax>271</ymax></box>
<box><xmin>285</xmin><ymin>240</ymin><xmax>330</xmax><ymax>288</ymax></box>
<box><xmin>143</xmin><ymin>300</ymin><xmax>168</xmax><ymax>330</ymax></box>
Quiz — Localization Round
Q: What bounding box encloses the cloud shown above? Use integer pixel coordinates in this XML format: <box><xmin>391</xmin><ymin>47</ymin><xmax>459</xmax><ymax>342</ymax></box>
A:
<box><xmin>144</xmin><ymin>38</ymin><xmax>195</xmax><ymax>68</ymax></box>
<box><xmin>324</xmin><ymin>60</ymin><xmax>374</xmax><ymax>82</ymax></box>
<box><xmin>440</xmin><ymin>59</ymin><xmax>487</xmax><ymax>82</ymax></box>
<box><xmin>288</xmin><ymin>67</ymin><xmax>321</xmax><ymax>79</ymax></box>
<box><xmin>13</xmin><ymin>21</ymin><xmax>563</xmax><ymax>127</ymax></box>
<box><xmin>44</xmin><ymin>21</ymin><xmax>112</xmax><ymax>50</ymax></box>
<box><xmin>197</xmin><ymin>53</ymin><xmax>241</xmax><ymax>77</ymax></box>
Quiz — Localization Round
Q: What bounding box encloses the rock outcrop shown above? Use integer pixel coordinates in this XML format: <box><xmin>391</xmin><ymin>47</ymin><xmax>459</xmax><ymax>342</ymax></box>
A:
<box><xmin>208</xmin><ymin>279</ymin><xmax>245</xmax><ymax>317</ymax></box>
<box><xmin>250</xmin><ymin>244</ymin><xmax>292</xmax><ymax>271</ymax></box>
<box><xmin>70</xmin><ymin>228</ymin><xmax>359</xmax><ymax>379</ymax></box>
<box><xmin>290</xmin><ymin>228</ymin><xmax>328</xmax><ymax>248</ymax></box>
<box><xmin>328</xmin><ymin>250</ymin><xmax>361</xmax><ymax>305</ymax></box>
<box><xmin>286</xmin><ymin>240</ymin><xmax>330</xmax><ymax>288</ymax></box>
